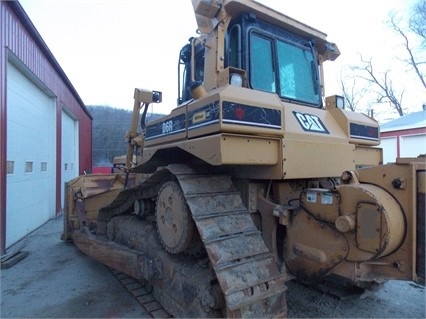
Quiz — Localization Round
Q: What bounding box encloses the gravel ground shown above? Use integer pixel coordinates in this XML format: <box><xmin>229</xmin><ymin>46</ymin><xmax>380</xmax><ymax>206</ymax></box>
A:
<box><xmin>287</xmin><ymin>278</ymin><xmax>425</xmax><ymax>318</ymax></box>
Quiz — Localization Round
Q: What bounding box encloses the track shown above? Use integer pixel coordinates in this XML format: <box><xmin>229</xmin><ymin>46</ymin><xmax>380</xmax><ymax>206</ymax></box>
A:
<box><xmin>106</xmin><ymin>166</ymin><xmax>385</xmax><ymax>317</ymax></box>
<box><xmin>109</xmin><ymin>268</ymin><xmax>172</xmax><ymax>318</ymax></box>
<box><xmin>99</xmin><ymin>164</ymin><xmax>287</xmax><ymax>317</ymax></box>
<box><xmin>172</xmin><ymin>165</ymin><xmax>287</xmax><ymax>317</ymax></box>
<box><xmin>109</xmin><ymin>266</ymin><xmax>370</xmax><ymax>319</ymax></box>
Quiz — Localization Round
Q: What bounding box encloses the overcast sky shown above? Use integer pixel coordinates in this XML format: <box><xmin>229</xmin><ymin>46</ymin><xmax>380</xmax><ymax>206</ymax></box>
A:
<box><xmin>19</xmin><ymin>0</ymin><xmax>423</xmax><ymax>121</ymax></box>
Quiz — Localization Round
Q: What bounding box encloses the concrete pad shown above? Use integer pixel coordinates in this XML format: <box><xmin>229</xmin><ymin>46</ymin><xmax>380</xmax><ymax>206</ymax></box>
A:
<box><xmin>1</xmin><ymin>217</ymin><xmax>151</xmax><ymax>318</ymax></box>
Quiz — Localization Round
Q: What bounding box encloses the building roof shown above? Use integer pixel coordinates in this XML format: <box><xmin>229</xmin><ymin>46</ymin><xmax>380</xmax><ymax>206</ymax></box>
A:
<box><xmin>381</xmin><ymin>110</ymin><xmax>426</xmax><ymax>132</ymax></box>
<box><xmin>8</xmin><ymin>1</ymin><xmax>92</xmax><ymax>120</ymax></box>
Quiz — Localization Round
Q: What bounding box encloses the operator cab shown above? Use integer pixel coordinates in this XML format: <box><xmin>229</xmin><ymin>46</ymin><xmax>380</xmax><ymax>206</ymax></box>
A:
<box><xmin>178</xmin><ymin>12</ymin><xmax>322</xmax><ymax>107</ymax></box>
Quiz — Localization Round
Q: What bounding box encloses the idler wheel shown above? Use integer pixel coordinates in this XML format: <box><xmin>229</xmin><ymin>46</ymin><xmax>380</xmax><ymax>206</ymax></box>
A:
<box><xmin>156</xmin><ymin>181</ymin><xmax>195</xmax><ymax>254</ymax></box>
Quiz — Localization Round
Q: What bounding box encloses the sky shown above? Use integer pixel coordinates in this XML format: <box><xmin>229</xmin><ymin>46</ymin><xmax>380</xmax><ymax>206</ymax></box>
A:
<box><xmin>19</xmin><ymin>0</ymin><xmax>424</xmax><ymax>122</ymax></box>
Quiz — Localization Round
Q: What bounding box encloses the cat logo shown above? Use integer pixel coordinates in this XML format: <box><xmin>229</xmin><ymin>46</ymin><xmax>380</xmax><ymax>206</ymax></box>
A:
<box><xmin>293</xmin><ymin>111</ymin><xmax>329</xmax><ymax>134</ymax></box>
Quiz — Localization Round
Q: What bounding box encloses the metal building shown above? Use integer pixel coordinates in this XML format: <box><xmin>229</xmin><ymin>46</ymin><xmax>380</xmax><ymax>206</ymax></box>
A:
<box><xmin>380</xmin><ymin>109</ymin><xmax>426</xmax><ymax>163</ymax></box>
<box><xmin>0</xmin><ymin>1</ymin><xmax>92</xmax><ymax>254</ymax></box>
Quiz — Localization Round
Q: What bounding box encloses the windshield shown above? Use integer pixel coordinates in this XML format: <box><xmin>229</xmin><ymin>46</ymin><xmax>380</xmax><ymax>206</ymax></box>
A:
<box><xmin>249</xmin><ymin>32</ymin><xmax>320</xmax><ymax>106</ymax></box>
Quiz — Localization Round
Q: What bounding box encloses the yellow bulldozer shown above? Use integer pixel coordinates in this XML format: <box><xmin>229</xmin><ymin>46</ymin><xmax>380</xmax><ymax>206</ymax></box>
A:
<box><xmin>62</xmin><ymin>0</ymin><xmax>425</xmax><ymax>317</ymax></box>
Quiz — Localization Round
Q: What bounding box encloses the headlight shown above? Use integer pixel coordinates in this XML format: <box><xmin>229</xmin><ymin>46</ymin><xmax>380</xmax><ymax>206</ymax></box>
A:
<box><xmin>325</xmin><ymin>95</ymin><xmax>345</xmax><ymax>110</ymax></box>
<box><xmin>230</xmin><ymin>73</ymin><xmax>243</xmax><ymax>87</ymax></box>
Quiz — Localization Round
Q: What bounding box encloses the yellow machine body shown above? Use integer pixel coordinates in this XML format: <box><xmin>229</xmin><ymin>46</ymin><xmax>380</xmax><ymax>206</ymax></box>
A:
<box><xmin>63</xmin><ymin>1</ymin><xmax>425</xmax><ymax>317</ymax></box>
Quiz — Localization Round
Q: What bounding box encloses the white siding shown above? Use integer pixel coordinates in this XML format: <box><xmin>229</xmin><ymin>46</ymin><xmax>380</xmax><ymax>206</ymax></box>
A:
<box><xmin>6</xmin><ymin>62</ymin><xmax>56</xmax><ymax>247</ymax></box>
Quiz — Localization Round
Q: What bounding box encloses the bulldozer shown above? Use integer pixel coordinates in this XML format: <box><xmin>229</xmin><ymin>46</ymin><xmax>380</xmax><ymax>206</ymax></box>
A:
<box><xmin>62</xmin><ymin>0</ymin><xmax>425</xmax><ymax>317</ymax></box>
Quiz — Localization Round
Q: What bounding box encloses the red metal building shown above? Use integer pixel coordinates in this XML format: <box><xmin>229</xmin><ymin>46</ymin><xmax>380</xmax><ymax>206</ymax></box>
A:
<box><xmin>0</xmin><ymin>1</ymin><xmax>92</xmax><ymax>254</ymax></box>
<box><xmin>380</xmin><ymin>109</ymin><xmax>426</xmax><ymax>164</ymax></box>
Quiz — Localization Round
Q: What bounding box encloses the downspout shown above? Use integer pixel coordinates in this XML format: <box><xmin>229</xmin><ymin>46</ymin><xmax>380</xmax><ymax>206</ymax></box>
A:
<box><xmin>0</xmin><ymin>3</ymin><xmax>7</xmax><ymax>254</ymax></box>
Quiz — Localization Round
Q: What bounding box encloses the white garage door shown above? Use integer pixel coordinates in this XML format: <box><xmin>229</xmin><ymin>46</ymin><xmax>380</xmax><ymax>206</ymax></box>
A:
<box><xmin>61</xmin><ymin>109</ymin><xmax>79</xmax><ymax>211</ymax></box>
<box><xmin>6</xmin><ymin>62</ymin><xmax>56</xmax><ymax>248</ymax></box>
<box><xmin>380</xmin><ymin>136</ymin><xmax>397</xmax><ymax>164</ymax></box>
<box><xmin>400</xmin><ymin>134</ymin><xmax>426</xmax><ymax>158</ymax></box>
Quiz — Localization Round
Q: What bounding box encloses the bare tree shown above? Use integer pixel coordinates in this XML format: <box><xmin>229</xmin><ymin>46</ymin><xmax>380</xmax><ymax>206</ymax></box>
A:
<box><xmin>389</xmin><ymin>12</ymin><xmax>426</xmax><ymax>90</ymax></box>
<box><xmin>339</xmin><ymin>70</ymin><xmax>368</xmax><ymax>112</ymax></box>
<box><xmin>339</xmin><ymin>0</ymin><xmax>425</xmax><ymax>118</ymax></box>
<box><xmin>355</xmin><ymin>56</ymin><xmax>406</xmax><ymax>116</ymax></box>
<box><xmin>409</xmin><ymin>0</ymin><xmax>426</xmax><ymax>46</ymax></box>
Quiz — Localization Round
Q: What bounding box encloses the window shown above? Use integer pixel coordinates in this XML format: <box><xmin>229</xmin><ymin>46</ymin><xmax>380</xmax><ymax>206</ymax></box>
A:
<box><xmin>41</xmin><ymin>162</ymin><xmax>47</xmax><ymax>172</ymax></box>
<box><xmin>194</xmin><ymin>51</ymin><xmax>205</xmax><ymax>83</ymax></box>
<box><xmin>250</xmin><ymin>34</ymin><xmax>275</xmax><ymax>93</ymax></box>
<box><xmin>229</xmin><ymin>25</ymin><xmax>241</xmax><ymax>68</ymax></box>
<box><xmin>277</xmin><ymin>40</ymin><xmax>319</xmax><ymax>104</ymax></box>
<box><xmin>25</xmin><ymin>161</ymin><xmax>33</xmax><ymax>173</ymax></box>
<box><xmin>179</xmin><ymin>41</ymin><xmax>205</xmax><ymax>104</ymax></box>
<box><xmin>249</xmin><ymin>30</ymin><xmax>320</xmax><ymax>106</ymax></box>
<box><xmin>7</xmin><ymin>161</ymin><xmax>14</xmax><ymax>174</ymax></box>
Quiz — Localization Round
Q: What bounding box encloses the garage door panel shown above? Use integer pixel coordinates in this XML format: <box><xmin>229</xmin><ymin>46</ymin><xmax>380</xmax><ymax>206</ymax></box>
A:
<box><xmin>401</xmin><ymin>134</ymin><xmax>426</xmax><ymax>158</ymax></box>
<box><xmin>380</xmin><ymin>137</ymin><xmax>397</xmax><ymax>164</ymax></box>
<box><xmin>61</xmin><ymin>110</ymin><xmax>79</xmax><ymax>211</ymax></box>
<box><xmin>7</xmin><ymin>181</ymin><xmax>49</xmax><ymax>215</ymax></box>
<box><xmin>6</xmin><ymin>62</ymin><xmax>56</xmax><ymax>247</ymax></box>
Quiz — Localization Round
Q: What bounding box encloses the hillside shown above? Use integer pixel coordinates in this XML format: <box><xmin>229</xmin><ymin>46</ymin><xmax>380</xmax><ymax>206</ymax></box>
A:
<box><xmin>87</xmin><ymin>105</ymin><xmax>162</xmax><ymax>166</ymax></box>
